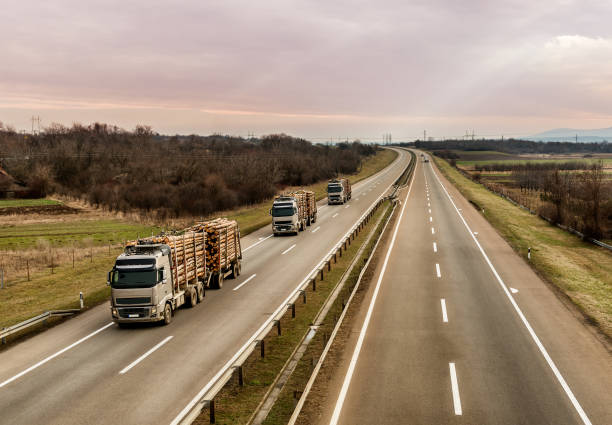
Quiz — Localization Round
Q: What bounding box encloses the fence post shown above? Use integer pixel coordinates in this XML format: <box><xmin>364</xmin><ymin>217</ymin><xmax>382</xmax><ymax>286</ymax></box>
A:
<box><xmin>80</xmin><ymin>292</ymin><xmax>84</xmax><ymax>309</ymax></box>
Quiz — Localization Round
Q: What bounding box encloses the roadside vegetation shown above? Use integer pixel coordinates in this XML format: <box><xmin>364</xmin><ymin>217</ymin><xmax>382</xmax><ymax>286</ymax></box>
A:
<box><xmin>0</xmin><ymin>123</ymin><xmax>378</xmax><ymax>219</ymax></box>
<box><xmin>432</xmin><ymin>156</ymin><xmax>612</xmax><ymax>339</ymax></box>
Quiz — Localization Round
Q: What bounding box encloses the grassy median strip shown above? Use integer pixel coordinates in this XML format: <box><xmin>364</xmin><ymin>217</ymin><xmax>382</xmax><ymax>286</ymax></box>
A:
<box><xmin>433</xmin><ymin>156</ymin><xmax>612</xmax><ymax>339</ymax></box>
<box><xmin>192</xmin><ymin>200</ymin><xmax>393</xmax><ymax>425</ymax></box>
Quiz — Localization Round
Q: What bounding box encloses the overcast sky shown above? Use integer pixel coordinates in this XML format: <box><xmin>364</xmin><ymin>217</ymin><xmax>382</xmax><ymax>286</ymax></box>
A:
<box><xmin>1</xmin><ymin>0</ymin><xmax>611</xmax><ymax>140</ymax></box>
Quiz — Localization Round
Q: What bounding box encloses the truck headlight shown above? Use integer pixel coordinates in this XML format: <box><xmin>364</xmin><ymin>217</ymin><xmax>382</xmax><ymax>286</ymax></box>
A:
<box><xmin>112</xmin><ymin>308</ymin><xmax>118</xmax><ymax>317</ymax></box>
<box><xmin>151</xmin><ymin>306</ymin><xmax>157</xmax><ymax>314</ymax></box>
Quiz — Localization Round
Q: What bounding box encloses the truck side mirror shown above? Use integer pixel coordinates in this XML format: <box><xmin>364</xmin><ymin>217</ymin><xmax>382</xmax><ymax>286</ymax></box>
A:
<box><xmin>269</xmin><ymin>209</ymin><xmax>272</xmax><ymax>215</ymax></box>
<box><xmin>107</xmin><ymin>271</ymin><xmax>111</xmax><ymax>286</ymax></box>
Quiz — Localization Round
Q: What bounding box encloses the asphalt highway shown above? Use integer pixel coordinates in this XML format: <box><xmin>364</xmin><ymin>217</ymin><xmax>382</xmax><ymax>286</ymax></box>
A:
<box><xmin>311</xmin><ymin>152</ymin><xmax>612</xmax><ymax>425</ymax></box>
<box><xmin>0</xmin><ymin>148</ymin><xmax>410</xmax><ymax>425</ymax></box>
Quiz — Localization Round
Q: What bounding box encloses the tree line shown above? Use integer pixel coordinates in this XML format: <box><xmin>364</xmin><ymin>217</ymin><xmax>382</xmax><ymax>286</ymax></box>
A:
<box><xmin>0</xmin><ymin>122</ymin><xmax>377</xmax><ymax>218</ymax></box>
<box><xmin>408</xmin><ymin>139</ymin><xmax>612</xmax><ymax>154</ymax></box>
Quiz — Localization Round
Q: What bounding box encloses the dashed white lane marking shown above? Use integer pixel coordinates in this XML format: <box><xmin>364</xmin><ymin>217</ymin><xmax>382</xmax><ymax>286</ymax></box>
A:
<box><xmin>429</xmin><ymin>209</ymin><xmax>431</xmax><ymax>214</ymax></box>
<box><xmin>120</xmin><ymin>336</ymin><xmax>174</xmax><ymax>374</ymax></box>
<box><xmin>431</xmin><ymin>159</ymin><xmax>592</xmax><ymax>425</ymax></box>
<box><xmin>332</xmin><ymin>213</ymin><xmax>339</xmax><ymax>218</ymax></box>
<box><xmin>433</xmin><ymin>242</ymin><xmax>437</xmax><ymax>252</ymax></box>
<box><xmin>449</xmin><ymin>363</ymin><xmax>463</xmax><ymax>415</ymax></box>
<box><xmin>233</xmin><ymin>274</ymin><xmax>257</xmax><ymax>291</ymax></box>
<box><xmin>436</xmin><ymin>263</ymin><xmax>441</xmax><ymax>278</ymax></box>
<box><xmin>0</xmin><ymin>322</ymin><xmax>114</xmax><ymax>389</ymax></box>
<box><xmin>428</xmin><ymin>202</ymin><xmax>431</xmax><ymax>207</ymax></box>
<box><xmin>282</xmin><ymin>244</ymin><xmax>296</xmax><ymax>255</ymax></box>
<box><xmin>429</xmin><ymin>216</ymin><xmax>433</xmax><ymax>222</ymax></box>
<box><xmin>441</xmin><ymin>299</ymin><xmax>448</xmax><ymax>322</ymax></box>
<box><xmin>510</xmin><ymin>287</ymin><xmax>519</xmax><ymax>294</ymax></box>
<box><xmin>431</xmin><ymin>227</ymin><xmax>435</xmax><ymax>235</ymax></box>
<box><xmin>243</xmin><ymin>234</ymin><xmax>273</xmax><ymax>252</ymax></box>
<box><xmin>311</xmin><ymin>226</ymin><xmax>321</xmax><ymax>233</ymax></box>
<box><xmin>345</xmin><ymin>205</ymin><xmax>350</xmax><ymax>209</ymax></box>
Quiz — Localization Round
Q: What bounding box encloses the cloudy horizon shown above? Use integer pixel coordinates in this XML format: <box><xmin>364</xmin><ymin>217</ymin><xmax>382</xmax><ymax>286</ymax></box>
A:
<box><xmin>1</xmin><ymin>0</ymin><xmax>611</xmax><ymax>140</ymax></box>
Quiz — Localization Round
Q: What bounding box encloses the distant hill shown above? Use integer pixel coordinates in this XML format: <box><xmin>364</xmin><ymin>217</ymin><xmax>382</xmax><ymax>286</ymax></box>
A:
<box><xmin>528</xmin><ymin>127</ymin><xmax>612</xmax><ymax>142</ymax></box>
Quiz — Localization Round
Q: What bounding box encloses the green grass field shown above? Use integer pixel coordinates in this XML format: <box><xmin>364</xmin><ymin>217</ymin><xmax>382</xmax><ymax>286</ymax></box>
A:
<box><xmin>0</xmin><ymin>220</ymin><xmax>160</xmax><ymax>250</ymax></box>
<box><xmin>0</xmin><ymin>198</ymin><xmax>62</xmax><ymax>208</ymax></box>
<box><xmin>433</xmin><ymin>156</ymin><xmax>612</xmax><ymax>338</ymax></box>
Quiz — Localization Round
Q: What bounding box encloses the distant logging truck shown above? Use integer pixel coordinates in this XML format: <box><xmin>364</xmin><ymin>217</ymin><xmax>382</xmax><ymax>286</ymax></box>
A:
<box><xmin>108</xmin><ymin>218</ymin><xmax>241</xmax><ymax>326</ymax></box>
<box><xmin>327</xmin><ymin>178</ymin><xmax>352</xmax><ymax>204</ymax></box>
<box><xmin>270</xmin><ymin>190</ymin><xmax>317</xmax><ymax>236</ymax></box>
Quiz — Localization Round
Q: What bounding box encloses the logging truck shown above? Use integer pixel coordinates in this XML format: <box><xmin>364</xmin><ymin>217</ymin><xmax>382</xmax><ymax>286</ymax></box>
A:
<box><xmin>327</xmin><ymin>178</ymin><xmax>352</xmax><ymax>205</ymax></box>
<box><xmin>270</xmin><ymin>190</ymin><xmax>317</xmax><ymax>236</ymax></box>
<box><xmin>108</xmin><ymin>219</ymin><xmax>242</xmax><ymax>326</ymax></box>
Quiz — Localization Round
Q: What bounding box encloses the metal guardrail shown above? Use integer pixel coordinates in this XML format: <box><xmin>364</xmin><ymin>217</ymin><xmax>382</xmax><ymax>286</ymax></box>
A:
<box><xmin>174</xmin><ymin>157</ymin><xmax>413</xmax><ymax>425</ymax></box>
<box><xmin>1</xmin><ymin>309</ymin><xmax>81</xmax><ymax>342</ymax></box>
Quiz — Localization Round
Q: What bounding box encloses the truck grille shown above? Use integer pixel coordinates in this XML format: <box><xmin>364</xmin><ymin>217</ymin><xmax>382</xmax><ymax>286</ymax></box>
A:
<box><xmin>118</xmin><ymin>307</ymin><xmax>149</xmax><ymax>318</ymax></box>
<box><xmin>116</xmin><ymin>297</ymin><xmax>151</xmax><ymax>305</ymax></box>
<box><xmin>275</xmin><ymin>220</ymin><xmax>293</xmax><ymax>224</ymax></box>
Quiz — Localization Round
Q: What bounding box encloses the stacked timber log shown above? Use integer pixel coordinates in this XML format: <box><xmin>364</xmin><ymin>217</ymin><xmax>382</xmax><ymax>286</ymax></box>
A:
<box><xmin>190</xmin><ymin>218</ymin><xmax>241</xmax><ymax>273</ymax></box>
<box><xmin>294</xmin><ymin>190</ymin><xmax>316</xmax><ymax>217</ymax></box>
<box><xmin>286</xmin><ymin>191</ymin><xmax>307</xmax><ymax>221</ymax></box>
<box><xmin>127</xmin><ymin>231</ymin><xmax>206</xmax><ymax>289</ymax></box>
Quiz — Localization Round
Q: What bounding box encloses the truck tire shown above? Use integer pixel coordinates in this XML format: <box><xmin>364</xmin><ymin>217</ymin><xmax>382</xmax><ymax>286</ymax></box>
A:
<box><xmin>197</xmin><ymin>282</ymin><xmax>204</xmax><ymax>302</ymax></box>
<box><xmin>211</xmin><ymin>273</ymin><xmax>224</xmax><ymax>289</ymax></box>
<box><xmin>231</xmin><ymin>263</ymin><xmax>239</xmax><ymax>279</ymax></box>
<box><xmin>163</xmin><ymin>303</ymin><xmax>172</xmax><ymax>326</ymax></box>
<box><xmin>186</xmin><ymin>288</ymin><xmax>197</xmax><ymax>308</ymax></box>
<box><xmin>218</xmin><ymin>273</ymin><xmax>224</xmax><ymax>288</ymax></box>
<box><xmin>237</xmin><ymin>261</ymin><xmax>242</xmax><ymax>276</ymax></box>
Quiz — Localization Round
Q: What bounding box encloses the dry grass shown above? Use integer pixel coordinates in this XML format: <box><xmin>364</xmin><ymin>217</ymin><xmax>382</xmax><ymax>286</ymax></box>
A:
<box><xmin>434</xmin><ymin>156</ymin><xmax>612</xmax><ymax>338</ymax></box>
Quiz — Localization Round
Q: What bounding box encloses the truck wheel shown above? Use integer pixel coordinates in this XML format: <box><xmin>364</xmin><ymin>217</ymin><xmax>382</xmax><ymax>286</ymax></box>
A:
<box><xmin>163</xmin><ymin>303</ymin><xmax>172</xmax><ymax>325</ymax></box>
<box><xmin>236</xmin><ymin>261</ymin><xmax>241</xmax><ymax>277</ymax></box>
<box><xmin>218</xmin><ymin>273</ymin><xmax>224</xmax><ymax>288</ymax></box>
<box><xmin>186</xmin><ymin>288</ymin><xmax>197</xmax><ymax>307</ymax></box>
<box><xmin>197</xmin><ymin>283</ymin><xmax>204</xmax><ymax>302</ymax></box>
<box><xmin>231</xmin><ymin>263</ymin><xmax>238</xmax><ymax>279</ymax></box>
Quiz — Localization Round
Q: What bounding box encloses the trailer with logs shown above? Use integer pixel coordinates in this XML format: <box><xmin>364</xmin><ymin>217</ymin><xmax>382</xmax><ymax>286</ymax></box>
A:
<box><xmin>108</xmin><ymin>218</ymin><xmax>242</xmax><ymax>325</ymax></box>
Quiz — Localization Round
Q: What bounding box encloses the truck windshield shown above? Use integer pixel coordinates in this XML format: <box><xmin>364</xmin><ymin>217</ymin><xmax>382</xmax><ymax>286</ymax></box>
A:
<box><xmin>272</xmin><ymin>207</ymin><xmax>295</xmax><ymax>217</ymax></box>
<box><xmin>111</xmin><ymin>269</ymin><xmax>157</xmax><ymax>288</ymax></box>
<box><xmin>327</xmin><ymin>185</ymin><xmax>342</xmax><ymax>193</ymax></box>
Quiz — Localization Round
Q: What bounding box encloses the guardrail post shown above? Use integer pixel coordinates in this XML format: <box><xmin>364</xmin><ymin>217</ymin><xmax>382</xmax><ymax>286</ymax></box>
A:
<box><xmin>236</xmin><ymin>366</ymin><xmax>244</xmax><ymax>386</ymax></box>
<box><xmin>275</xmin><ymin>319</ymin><xmax>282</xmax><ymax>335</ymax></box>
<box><xmin>320</xmin><ymin>268</ymin><xmax>324</xmax><ymax>281</ymax></box>
<box><xmin>259</xmin><ymin>339</ymin><xmax>265</xmax><ymax>358</ymax></box>
<box><xmin>79</xmin><ymin>292</ymin><xmax>84</xmax><ymax>309</ymax></box>
<box><xmin>311</xmin><ymin>278</ymin><xmax>316</xmax><ymax>291</ymax></box>
<box><xmin>289</xmin><ymin>303</ymin><xmax>296</xmax><ymax>318</ymax></box>
<box><xmin>210</xmin><ymin>399</ymin><xmax>216</xmax><ymax>424</ymax></box>
<box><xmin>338</xmin><ymin>246</ymin><xmax>342</xmax><ymax>258</ymax></box>
<box><xmin>300</xmin><ymin>289</ymin><xmax>306</xmax><ymax>304</ymax></box>
<box><xmin>327</xmin><ymin>260</ymin><xmax>331</xmax><ymax>272</ymax></box>
<box><xmin>333</xmin><ymin>252</ymin><xmax>337</xmax><ymax>263</ymax></box>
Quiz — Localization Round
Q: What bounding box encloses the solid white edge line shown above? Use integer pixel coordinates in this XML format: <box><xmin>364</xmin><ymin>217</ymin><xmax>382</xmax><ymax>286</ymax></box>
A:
<box><xmin>119</xmin><ymin>335</ymin><xmax>174</xmax><ymax>374</ymax></box>
<box><xmin>433</xmin><ymin>242</ymin><xmax>437</xmax><ymax>252</ymax></box>
<box><xmin>0</xmin><ymin>322</ymin><xmax>114</xmax><ymax>388</ymax></box>
<box><xmin>281</xmin><ymin>244</ymin><xmax>297</xmax><ymax>255</ymax></box>
<box><xmin>429</xmin><ymin>157</ymin><xmax>592</xmax><ymax>425</ymax></box>
<box><xmin>170</xmin><ymin>149</ymin><xmax>410</xmax><ymax>425</ymax></box>
<box><xmin>243</xmin><ymin>234</ymin><xmax>273</xmax><ymax>252</ymax></box>
<box><xmin>233</xmin><ymin>274</ymin><xmax>257</xmax><ymax>291</ymax></box>
<box><xmin>441</xmin><ymin>298</ymin><xmax>448</xmax><ymax>323</ymax></box>
<box><xmin>436</xmin><ymin>263</ymin><xmax>441</xmax><ymax>278</ymax></box>
<box><xmin>329</xmin><ymin>155</ymin><xmax>416</xmax><ymax>425</ymax></box>
<box><xmin>449</xmin><ymin>362</ymin><xmax>462</xmax><ymax>415</ymax></box>
<box><xmin>311</xmin><ymin>226</ymin><xmax>321</xmax><ymax>233</ymax></box>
